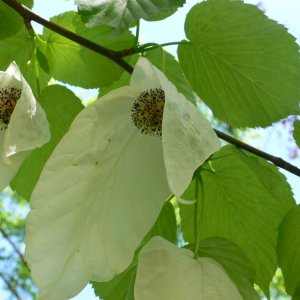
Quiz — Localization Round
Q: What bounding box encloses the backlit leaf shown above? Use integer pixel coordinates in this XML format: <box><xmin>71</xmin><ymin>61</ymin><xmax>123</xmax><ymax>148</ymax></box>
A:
<box><xmin>76</xmin><ymin>0</ymin><xmax>185</xmax><ymax>32</ymax></box>
<box><xmin>178</xmin><ymin>0</ymin><xmax>300</xmax><ymax>127</ymax></box>
<box><xmin>180</xmin><ymin>145</ymin><xmax>295</xmax><ymax>296</ymax></box>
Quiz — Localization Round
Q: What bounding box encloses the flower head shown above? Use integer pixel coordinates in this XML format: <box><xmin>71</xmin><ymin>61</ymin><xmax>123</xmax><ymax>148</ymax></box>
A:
<box><xmin>0</xmin><ymin>62</ymin><xmax>50</xmax><ymax>190</ymax></box>
<box><xmin>25</xmin><ymin>58</ymin><xmax>220</xmax><ymax>299</ymax></box>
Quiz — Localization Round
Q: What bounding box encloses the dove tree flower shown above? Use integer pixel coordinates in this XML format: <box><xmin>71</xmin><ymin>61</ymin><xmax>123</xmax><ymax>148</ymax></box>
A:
<box><xmin>135</xmin><ymin>236</ymin><xmax>243</xmax><ymax>300</ymax></box>
<box><xmin>0</xmin><ymin>62</ymin><xmax>50</xmax><ymax>191</ymax></box>
<box><xmin>25</xmin><ymin>57</ymin><xmax>220</xmax><ymax>300</ymax></box>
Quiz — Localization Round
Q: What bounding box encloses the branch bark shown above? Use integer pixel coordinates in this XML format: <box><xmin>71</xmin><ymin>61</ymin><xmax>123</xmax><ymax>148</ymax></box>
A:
<box><xmin>0</xmin><ymin>226</ymin><xmax>28</xmax><ymax>268</ymax></box>
<box><xmin>1</xmin><ymin>0</ymin><xmax>300</xmax><ymax>177</ymax></box>
<box><xmin>0</xmin><ymin>272</ymin><xmax>23</xmax><ymax>300</ymax></box>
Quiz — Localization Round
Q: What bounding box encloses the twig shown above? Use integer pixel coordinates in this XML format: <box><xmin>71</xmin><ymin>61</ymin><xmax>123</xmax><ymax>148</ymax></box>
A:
<box><xmin>0</xmin><ymin>226</ymin><xmax>28</xmax><ymax>268</ymax></box>
<box><xmin>1</xmin><ymin>0</ymin><xmax>300</xmax><ymax>177</ymax></box>
<box><xmin>1</xmin><ymin>0</ymin><xmax>134</xmax><ymax>74</ymax></box>
<box><xmin>0</xmin><ymin>272</ymin><xmax>23</xmax><ymax>300</ymax></box>
<box><xmin>215</xmin><ymin>129</ymin><xmax>300</xmax><ymax>176</ymax></box>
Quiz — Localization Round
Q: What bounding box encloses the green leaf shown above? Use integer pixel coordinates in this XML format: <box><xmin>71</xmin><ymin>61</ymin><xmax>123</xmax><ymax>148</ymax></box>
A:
<box><xmin>76</xmin><ymin>0</ymin><xmax>185</xmax><ymax>33</ymax></box>
<box><xmin>147</xmin><ymin>201</ymin><xmax>177</xmax><ymax>244</ymax></box>
<box><xmin>40</xmin><ymin>11</ymin><xmax>135</xmax><ymax>88</ymax></box>
<box><xmin>92</xmin><ymin>202</ymin><xmax>176</xmax><ymax>300</ymax></box>
<box><xmin>180</xmin><ymin>145</ymin><xmax>295</xmax><ymax>296</ymax></box>
<box><xmin>145</xmin><ymin>48</ymin><xmax>195</xmax><ymax>104</ymax></box>
<box><xmin>135</xmin><ymin>236</ymin><xmax>243</xmax><ymax>299</ymax></box>
<box><xmin>20</xmin><ymin>0</ymin><xmax>33</xmax><ymax>8</ymax></box>
<box><xmin>92</xmin><ymin>256</ymin><xmax>137</xmax><ymax>300</ymax></box>
<box><xmin>197</xmin><ymin>238</ymin><xmax>259</xmax><ymax>300</ymax></box>
<box><xmin>11</xmin><ymin>85</ymin><xmax>84</xmax><ymax>200</ymax></box>
<box><xmin>0</xmin><ymin>28</ymin><xmax>50</xmax><ymax>95</ymax></box>
<box><xmin>278</xmin><ymin>205</ymin><xmax>300</xmax><ymax>298</ymax></box>
<box><xmin>293</xmin><ymin>120</ymin><xmax>300</xmax><ymax>148</ymax></box>
<box><xmin>178</xmin><ymin>0</ymin><xmax>300</xmax><ymax>127</ymax></box>
<box><xmin>0</xmin><ymin>2</ymin><xmax>24</xmax><ymax>40</ymax></box>
<box><xmin>0</xmin><ymin>27</ymin><xmax>32</xmax><ymax>70</ymax></box>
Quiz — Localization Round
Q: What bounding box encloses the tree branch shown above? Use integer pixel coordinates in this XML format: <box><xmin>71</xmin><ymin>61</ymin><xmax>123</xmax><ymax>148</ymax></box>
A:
<box><xmin>0</xmin><ymin>226</ymin><xmax>28</xmax><ymax>268</ymax></box>
<box><xmin>1</xmin><ymin>0</ymin><xmax>300</xmax><ymax>177</ymax></box>
<box><xmin>1</xmin><ymin>0</ymin><xmax>134</xmax><ymax>74</ymax></box>
<box><xmin>0</xmin><ymin>272</ymin><xmax>23</xmax><ymax>300</ymax></box>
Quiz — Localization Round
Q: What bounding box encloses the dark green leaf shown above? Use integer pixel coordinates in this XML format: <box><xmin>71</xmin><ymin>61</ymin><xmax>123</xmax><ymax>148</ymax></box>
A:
<box><xmin>39</xmin><ymin>11</ymin><xmax>135</xmax><ymax>88</ymax></box>
<box><xmin>145</xmin><ymin>48</ymin><xmax>195</xmax><ymax>104</ymax></box>
<box><xmin>198</xmin><ymin>237</ymin><xmax>259</xmax><ymax>300</ymax></box>
<box><xmin>0</xmin><ymin>2</ymin><xmax>24</xmax><ymax>40</ymax></box>
<box><xmin>92</xmin><ymin>255</ymin><xmax>137</xmax><ymax>300</ymax></box>
<box><xmin>76</xmin><ymin>0</ymin><xmax>185</xmax><ymax>33</ymax></box>
<box><xmin>293</xmin><ymin>120</ymin><xmax>300</xmax><ymax>149</ymax></box>
<box><xmin>11</xmin><ymin>85</ymin><xmax>84</xmax><ymax>200</ymax></box>
<box><xmin>148</xmin><ymin>201</ymin><xmax>177</xmax><ymax>244</ymax></box>
<box><xmin>178</xmin><ymin>0</ymin><xmax>300</xmax><ymax>127</ymax></box>
<box><xmin>278</xmin><ymin>205</ymin><xmax>300</xmax><ymax>298</ymax></box>
<box><xmin>180</xmin><ymin>145</ymin><xmax>295</xmax><ymax>296</ymax></box>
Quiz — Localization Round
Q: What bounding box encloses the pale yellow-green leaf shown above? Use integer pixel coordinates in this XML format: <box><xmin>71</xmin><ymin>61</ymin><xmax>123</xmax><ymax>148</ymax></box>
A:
<box><xmin>135</xmin><ymin>236</ymin><xmax>243</xmax><ymax>300</ymax></box>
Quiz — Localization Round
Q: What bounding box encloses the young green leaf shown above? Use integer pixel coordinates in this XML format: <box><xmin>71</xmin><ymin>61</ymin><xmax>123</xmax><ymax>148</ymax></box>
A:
<box><xmin>76</xmin><ymin>0</ymin><xmax>185</xmax><ymax>33</ymax></box>
<box><xmin>278</xmin><ymin>205</ymin><xmax>300</xmax><ymax>299</ymax></box>
<box><xmin>11</xmin><ymin>85</ymin><xmax>84</xmax><ymax>200</ymax></box>
<box><xmin>180</xmin><ymin>145</ymin><xmax>295</xmax><ymax>296</ymax></box>
<box><xmin>135</xmin><ymin>236</ymin><xmax>243</xmax><ymax>299</ymax></box>
<box><xmin>39</xmin><ymin>11</ymin><xmax>135</xmax><ymax>88</ymax></box>
<box><xmin>293</xmin><ymin>120</ymin><xmax>300</xmax><ymax>149</ymax></box>
<box><xmin>178</xmin><ymin>0</ymin><xmax>300</xmax><ymax>127</ymax></box>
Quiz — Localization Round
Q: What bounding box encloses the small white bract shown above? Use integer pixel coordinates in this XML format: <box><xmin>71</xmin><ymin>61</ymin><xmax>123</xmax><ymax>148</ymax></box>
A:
<box><xmin>25</xmin><ymin>58</ymin><xmax>220</xmax><ymax>300</ymax></box>
<box><xmin>0</xmin><ymin>62</ymin><xmax>50</xmax><ymax>190</ymax></box>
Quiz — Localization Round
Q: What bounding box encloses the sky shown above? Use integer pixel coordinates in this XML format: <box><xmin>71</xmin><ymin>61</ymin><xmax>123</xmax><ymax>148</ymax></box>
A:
<box><xmin>1</xmin><ymin>0</ymin><xmax>300</xmax><ymax>299</ymax></box>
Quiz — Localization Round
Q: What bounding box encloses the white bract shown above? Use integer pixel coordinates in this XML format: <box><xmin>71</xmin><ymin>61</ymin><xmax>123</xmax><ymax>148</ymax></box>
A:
<box><xmin>25</xmin><ymin>57</ymin><xmax>220</xmax><ymax>299</ymax></box>
<box><xmin>135</xmin><ymin>236</ymin><xmax>243</xmax><ymax>300</ymax></box>
<box><xmin>0</xmin><ymin>62</ymin><xmax>50</xmax><ymax>190</ymax></box>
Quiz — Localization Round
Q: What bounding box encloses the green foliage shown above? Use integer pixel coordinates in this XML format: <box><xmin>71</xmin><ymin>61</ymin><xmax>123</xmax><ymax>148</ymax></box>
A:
<box><xmin>39</xmin><ymin>11</ymin><xmax>135</xmax><ymax>88</ymax></box>
<box><xmin>76</xmin><ymin>0</ymin><xmax>185</xmax><ymax>32</ymax></box>
<box><xmin>278</xmin><ymin>205</ymin><xmax>300</xmax><ymax>298</ymax></box>
<box><xmin>178</xmin><ymin>0</ymin><xmax>300</xmax><ymax>127</ymax></box>
<box><xmin>180</xmin><ymin>145</ymin><xmax>295</xmax><ymax>296</ymax></box>
<box><xmin>0</xmin><ymin>2</ymin><xmax>24</xmax><ymax>40</ymax></box>
<box><xmin>195</xmin><ymin>238</ymin><xmax>259</xmax><ymax>300</ymax></box>
<box><xmin>11</xmin><ymin>85</ymin><xmax>84</xmax><ymax>200</ymax></box>
<box><xmin>0</xmin><ymin>0</ymin><xmax>299</xmax><ymax>299</ymax></box>
<box><xmin>293</xmin><ymin>120</ymin><xmax>300</xmax><ymax>148</ymax></box>
<box><xmin>145</xmin><ymin>48</ymin><xmax>195</xmax><ymax>104</ymax></box>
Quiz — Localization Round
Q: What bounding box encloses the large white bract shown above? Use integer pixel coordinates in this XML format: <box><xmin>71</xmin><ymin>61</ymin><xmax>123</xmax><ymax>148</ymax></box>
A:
<box><xmin>25</xmin><ymin>57</ymin><xmax>220</xmax><ymax>299</ymax></box>
<box><xmin>0</xmin><ymin>62</ymin><xmax>50</xmax><ymax>190</ymax></box>
<box><xmin>135</xmin><ymin>236</ymin><xmax>243</xmax><ymax>300</ymax></box>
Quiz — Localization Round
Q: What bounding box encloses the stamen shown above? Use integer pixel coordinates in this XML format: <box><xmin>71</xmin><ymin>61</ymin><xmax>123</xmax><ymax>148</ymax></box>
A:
<box><xmin>131</xmin><ymin>88</ymin><xmax>165</xmax><ymax>137</ymax></box>
<box><xmin>0</xmin><ymin>85</ymin><xmax>21</xmax><ymax>130</ymax></box>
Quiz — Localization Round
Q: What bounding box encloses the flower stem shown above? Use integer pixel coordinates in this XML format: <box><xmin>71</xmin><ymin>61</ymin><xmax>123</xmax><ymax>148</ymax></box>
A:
<box><xmin>136</xmin><ymin>41</ymin><xmax>191</xmax><ymax>54</ymax></box>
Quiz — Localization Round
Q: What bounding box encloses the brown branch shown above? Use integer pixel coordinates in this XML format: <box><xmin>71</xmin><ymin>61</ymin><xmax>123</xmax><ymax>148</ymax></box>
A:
<box><xmin>215</xmin><ymin>129</ymin><xmax>300</xmax><ymax>176</ymax></box>
<box><xmin>0</xmin><ymin>272</ymin><xmax>23</xmax><ymax>300</ymax></box>
<box><xmin>1</xmin><ymin>0</ymin><xmax>300</xmax><ymax>177</ymax></box>
<box><xmin>0</xmin><ymin>226</ymin><xmax>27</xmax><ymax>268</ymax></box>
<box><xmin>1</xmin><ymin>0</ymin><xmax>134</xmax><ymax>74</ymax></box>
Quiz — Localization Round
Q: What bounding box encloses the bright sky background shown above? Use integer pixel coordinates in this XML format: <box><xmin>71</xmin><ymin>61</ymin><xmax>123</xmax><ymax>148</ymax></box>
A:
<box><xmin>1</xmin><ymin>0</ymin><xmax>299</xmax><ymax>299</ymax></box>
